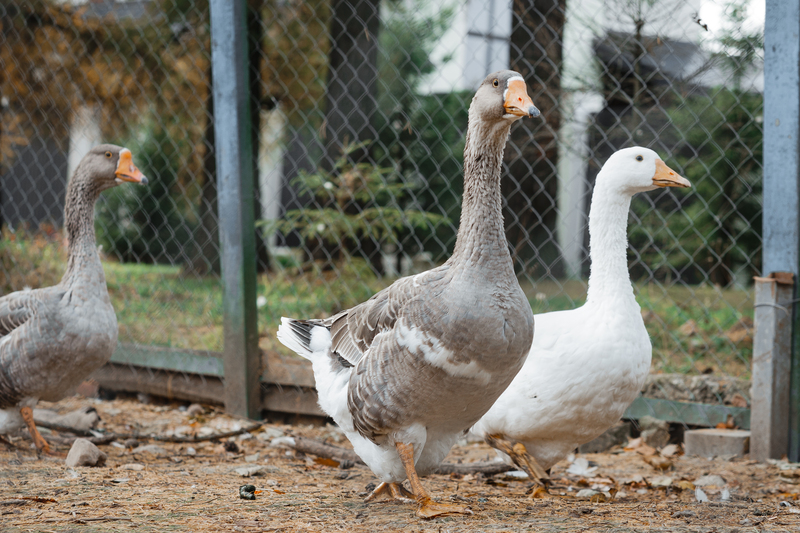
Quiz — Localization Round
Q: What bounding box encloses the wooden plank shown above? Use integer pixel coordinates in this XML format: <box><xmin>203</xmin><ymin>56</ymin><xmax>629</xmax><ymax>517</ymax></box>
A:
<box><xmin>108</xmin><ymin>346</ymin><xmax>314</xmax><ymax>387</ymax></box>
<box><xmin>262</xmin><ymin>385</ymin><xmax>325</xmax><ymax>417</ymax></box>
<box><xmin>751</xmin><ymin>275</ymin><xmax>793</xmax><ymax>460</ymax></box>
<box><xmin>264</xmin><ymin>352</ymin><xmax>316</xmax><ymax>388</ymax></box>
<box><xmin>624</xmin><ymin>397</ymin><xmax>750</xmax><ymax>430</ymax></box>
<box><xmin>91</xmin><ymin>364</ymin><xmax>226</xmax><ymax>404</ymax></box>
<box><xmin>210</xmin><ymin>0</ymin><xmax>261</xmax><ymax>419</ymax></box>
<box><xmin>111</xmin><ymin>344</ymin><xmax>224</xmax><ymax>377</ymax></box>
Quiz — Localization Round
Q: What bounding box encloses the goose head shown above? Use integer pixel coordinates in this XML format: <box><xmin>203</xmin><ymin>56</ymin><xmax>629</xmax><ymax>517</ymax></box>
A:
<box><xmin>598</xmin><ymin>146</ymin><xmax>690</xmax><ymax>195</ymax></box>
<box><xmin>75</xmin><ymin>144</ymin><xmax>148</xmax><ymax>193</ymax></box>
<box><xmin>470</xmin><ymin>70</ymin><xmax>540</xmax><ymax>131</ymax></box>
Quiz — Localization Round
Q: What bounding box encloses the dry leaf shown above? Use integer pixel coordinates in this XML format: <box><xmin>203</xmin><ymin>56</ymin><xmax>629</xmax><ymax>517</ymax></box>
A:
<box><xmin>643</xmin><ymin>454</ymin><xmax>673</xmax><ymax>471</ymax></box>
<box><xmin>650</xmin><ymin>476</ymin><xmax>673</xmax><ymax>488</ymax></box>
<box><xmin>675</xmin><ymin>480</ymin><xmax>696</xmax><ymax>491</ymax></box>
<box><xmin>313</xmin><ymin>457</ymin><xmax>340</xmax><ymax>468</ymax></box>
<box><xmin>590</xmin><ymin>492</ymin><xmax>608</xmax><ymax>503</ymax></box>
<box><xmin>20</xmin><ymin>497</ymin><xmax>56</xmax><ymax>503</ymax></box>
<box><xmin>678</xmin><ymin>319</ymin><xmax>699</xmax><ymax>336</ymax></box>
<box><xmin>716</xmin><ymin>415</ymin><xmax>736</xmax><ymax>429</ymax></box>
<box><xmin>730</xmin><ymin>394</ymin><xmax>749</xmax><ymax>408</ymax></box>
<box><xmin>660</xmin><ymin>444</ymin><xmax>681</xmax><ymax>458</ymax></box>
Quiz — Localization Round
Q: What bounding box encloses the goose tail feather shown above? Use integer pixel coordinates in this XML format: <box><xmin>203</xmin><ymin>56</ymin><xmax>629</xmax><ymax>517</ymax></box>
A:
<box><xmin>277</xmin><ymin>317</ymin><xmax>329</xmax><ymax>361</ymax></box>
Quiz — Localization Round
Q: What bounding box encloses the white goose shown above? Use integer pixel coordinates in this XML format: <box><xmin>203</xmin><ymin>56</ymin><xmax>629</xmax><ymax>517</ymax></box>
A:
<box><xmin>278</xmin><ymin>71</ymin><xmax>539</xmax><ymax>518</ymax></box>
<box><xmin>471</xmin><ymin>147</ymin><xmax>690</xmax><ymax>482</ymax></box>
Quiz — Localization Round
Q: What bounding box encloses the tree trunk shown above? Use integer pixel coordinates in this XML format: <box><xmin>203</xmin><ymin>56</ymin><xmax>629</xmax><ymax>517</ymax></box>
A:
<box><xmin>504</xmin><ymin>0</ymin><xmax>566</xmax><ymax>278</ymax></box>
<box><xmin>323</xmin><ymin>0</ymin><xmax>382</xmax><ymax>274</ymax></box>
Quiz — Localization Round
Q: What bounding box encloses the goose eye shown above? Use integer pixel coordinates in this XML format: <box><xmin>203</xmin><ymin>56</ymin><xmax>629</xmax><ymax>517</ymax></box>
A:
<box><xmin>635</xmin><ymin>155</ymin><xmax>643</xmax><ymax>162</ymax></box>
<box><xmin>492</xmin><ymin>79</ymin><xmax>499</xmax><ymax>87</ymax></box>
<box><xmin>105</xmin><ymin>151</ymin><xmax>112</xmax><ymax>158</ymax></box>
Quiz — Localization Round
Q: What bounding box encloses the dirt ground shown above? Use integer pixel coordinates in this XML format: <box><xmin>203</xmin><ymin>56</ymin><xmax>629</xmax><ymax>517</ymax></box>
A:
<box><xmin>1</xmin><ymin>396</ymin><xmax>798</xmax><ymax>532</ymax></box>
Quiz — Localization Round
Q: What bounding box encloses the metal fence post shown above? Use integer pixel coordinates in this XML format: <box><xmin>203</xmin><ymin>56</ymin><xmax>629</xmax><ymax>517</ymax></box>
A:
<box><xmin>759</xmin><ymin>0</ymin><xmax>800</xmax><ymax>461</ymax></box>
<box><xmin>210</xmin><ymin>0</ymin><xmax>261</xmax><ymax>419</ymax></box>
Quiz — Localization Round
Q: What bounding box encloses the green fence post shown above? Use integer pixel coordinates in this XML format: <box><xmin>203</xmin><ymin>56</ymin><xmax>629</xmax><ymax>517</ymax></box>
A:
<box><xmin>210</xmin><ymin>0</ymin><xmax>261</xmax><ymax>419</ymax></box>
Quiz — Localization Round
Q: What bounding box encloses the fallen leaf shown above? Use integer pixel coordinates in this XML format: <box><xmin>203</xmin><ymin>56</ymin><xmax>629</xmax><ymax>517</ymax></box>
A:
<box><xmin>625</xmin><ymin>437</ymin><xmax>657</xmax><ymax>456</ymax></box>
<box><xmin>694</xmin><ymin>474</ymin><xmax>726</xmax><ymax>487</ymax></box>
<box><xmin>650</xmin><ymin>476</ymin><xmax>673</xmax><ymax>488</ymax></box>
<box><xmin>660</xmin><ymin>444</ymin><xmax>681</xmax><ymax>458</ymax></box>
<box><xmin>590</xmin><ymin>492</ymin><xmax>608</xmax><ymax>503</ymax></box>
<box><xmin>643</xmin><ymin>454</ymin><xmax>673</xmax><ymax>471</ymax></box>
<box><xmin>566</xmin><ymin>457</ymin><xmax>598</xmax><ymax>478</ymax></box>
<box><xmin>730</xmin><ymin>394</ymin><xmax>749</xmax><ymax>408</ymax></box>
<box><xmin>20</xmin><ymin>497</ymin><xmax>56</xmax><ymax>503</ymax></box>
<box><xmin>674</xmin><ymin>480</ymin><xmax>695</xmax><ymax>491</ymax></box>
<box><xmin>678</xmin><ymin>319</ymin><xmax>699</xmax><ymax>336</ymax></box>
<box><xmin>716</xmin><ymin>415</ymin><xmax>736</xmax><ymax>429</ymax></box>
<box><xmin>313</xmin><ymin>457</ymin><xmax>340</xmax><ymax>468</ymax></box>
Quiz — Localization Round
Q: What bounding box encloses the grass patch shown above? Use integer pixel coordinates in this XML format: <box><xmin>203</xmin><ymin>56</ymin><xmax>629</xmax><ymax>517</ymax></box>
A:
<box><xmin>0</xmin><ymin>231</ymin><xmax>753</xmax><ymax>378</ymax></box>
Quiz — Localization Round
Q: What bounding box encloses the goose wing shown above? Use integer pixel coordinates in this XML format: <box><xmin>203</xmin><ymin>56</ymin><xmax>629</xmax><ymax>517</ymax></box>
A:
<box><xmin>0</xmin><ymin>287</ymin><xmax>63</xmax><ymax>408</ymax></box>
<box><xmin>327</xmin><ymin>265</ymin><xmax>450</xmax><ymax>368</ymax></box>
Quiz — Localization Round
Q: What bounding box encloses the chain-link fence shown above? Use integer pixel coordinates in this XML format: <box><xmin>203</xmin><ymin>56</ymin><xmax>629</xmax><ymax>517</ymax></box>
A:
<box><xmin>0</xmin><ymin>0</ymin><xmax>764</xmax><ymax>423</ymax></box>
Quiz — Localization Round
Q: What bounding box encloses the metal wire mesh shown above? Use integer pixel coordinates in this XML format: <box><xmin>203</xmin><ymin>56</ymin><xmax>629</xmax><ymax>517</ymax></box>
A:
<box><xmin>0</xmin><ymin>0</ymin><xmax>763</xmax><ymax>415</ymax></box>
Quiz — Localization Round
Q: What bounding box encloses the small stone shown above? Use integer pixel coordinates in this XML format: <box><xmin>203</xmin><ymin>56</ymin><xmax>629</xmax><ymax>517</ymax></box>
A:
<box><xmin>135</xmin><ymin>444</ymin><xmax>167</xmax><ymax>455</ymax></box>
<box><xmin>124</xmin><ymin>438</ymin><xmax>140</xmax><ymax>449</ymax></box>
<box><xmin>186</xmin><ymin>404</ymin><xmax>204</xmax><ymax>417</ymax></box>
<box><xmin>694</xmin><ymin>474</ymin><xmax>726</xmax><ymax>487</ymax></box>
<box><xmin>257</xmin><ymin>427</ymin><xmax>285</xmax><ymax>441</ymax></box>
<box><xmin>575</xmin><ymin>489</ymin><xmax>599</xmax><ymax>499</ymax></box>
<box><xmin>65</xmin><ymin>438</ymin><xmax>107</xmax><ymax>467</ymax></box>
<box><xmin>671</xmin><ymin>510</ymin><xmax>696</xmax><ymax>518</ymax></box>
<box><xmin>186</xmin><ymin>447</ymin><xmax>196</xmax><ymax>456</ymax></box>
<box><xmin>245</xmin><ymin>453</ymin><xmax>260</xmax><ymax>463</ymax></box>
<box><xmin>120</xmin><ymin>463</ymin><xmax>144</xmax><ymax>471</ymax></box>
<box><xmin>235</xmin><ymin>466</ymin><xmax>265</xmax><ymax>477</ymax></box>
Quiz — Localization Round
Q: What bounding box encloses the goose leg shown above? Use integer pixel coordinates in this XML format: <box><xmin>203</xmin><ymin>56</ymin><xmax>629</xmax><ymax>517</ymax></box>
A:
<box><xmin>395</xmin><ymin>442</ymin><xmax>473</xmax><ymax>519</ymax></box>
<box><xmin>485</xmin><ymin>434</ymin><xmax>549</xmax><ymax>495</ymax></box>
<box><xmin>364</xmin><ymin>482</ymin><xmax>416</xmax><ymax>503</ymax></box>
<box><xmin>20</xmin><ymin>406</ymin><xmax>51</xmax><ymax>455</ymax></box>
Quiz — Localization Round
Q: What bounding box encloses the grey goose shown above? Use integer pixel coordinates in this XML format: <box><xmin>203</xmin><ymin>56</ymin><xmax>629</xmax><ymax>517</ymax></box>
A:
<box><xmin>278</xmin><ymin>71</ymin><xmax>539</xmax><ymax>518</ymax></box>
<box><xmin>0</xmin><ymin>144</ymin><xmax>147</xmax><ymax>454</ymax></box>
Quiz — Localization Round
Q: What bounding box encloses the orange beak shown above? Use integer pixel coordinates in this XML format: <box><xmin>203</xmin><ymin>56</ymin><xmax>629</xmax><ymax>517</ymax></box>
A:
<box><xmin>652</xmin><ymin>159</ymin><xmax>690</xmax><ymax>188</ymax></box>
<box><xmin>115</xmin><ymin>149</ymin><xmax>148</xmax><ymax>185</ymax></box>
<box><xmin>503</xmin><ymin>78</ymin><xmax>540</xmax><ymax>118</ymax></box>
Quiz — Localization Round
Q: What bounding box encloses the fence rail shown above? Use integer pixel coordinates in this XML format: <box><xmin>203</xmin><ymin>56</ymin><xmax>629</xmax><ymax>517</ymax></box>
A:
<box><xmin>0</xmin><ymin>0</ymin><xmax>793</xmax><ymax>456</ymax></box>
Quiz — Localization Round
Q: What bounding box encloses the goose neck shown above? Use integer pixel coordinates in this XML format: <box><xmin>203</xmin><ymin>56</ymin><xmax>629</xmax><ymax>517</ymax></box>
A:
<box><xmin>451</xmin><ymin>118</ymin><xmax>513</xmax><ymax>269</ymax></box>
<box><xmin>61</xmin><ymin>177</ymin><xmax>104</xmax><ymax>284</ymax></box>
<box><xmin>585</xmin><ymin>180</ymin><xmax>636</xmax><ymax>305</ymax></box>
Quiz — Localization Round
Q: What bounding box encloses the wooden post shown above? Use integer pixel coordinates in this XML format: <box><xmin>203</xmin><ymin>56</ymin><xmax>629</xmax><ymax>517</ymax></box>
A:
<box><xmin>210</xmin><ymin>0</ymin><xmax>261</xmax><ymax>419</ymax></box>
<box><xmin>752</xmin><ymin>274</ymin><xmax>794</xmax><ymax>461</ymax></box>
<box><xmin>762</xmin><ymin>0</ymin><xmax>800</xmax><ymax>462</ymax></box>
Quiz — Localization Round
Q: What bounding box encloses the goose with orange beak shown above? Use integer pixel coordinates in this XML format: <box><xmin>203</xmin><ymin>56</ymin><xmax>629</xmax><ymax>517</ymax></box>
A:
<box><xmin>472</xmin><ymin>147</ymin><xmax>691</xmax><ymax>489</ymax></box>
<box><xmin>278</xmin><ymin>71</ymin><xmax>540</xmax><ymax>518</ymax></box>
<box><xmin>0</xmin><ymin>145</ymin><xmax>147</xmax><ymax>455</ymax></box>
